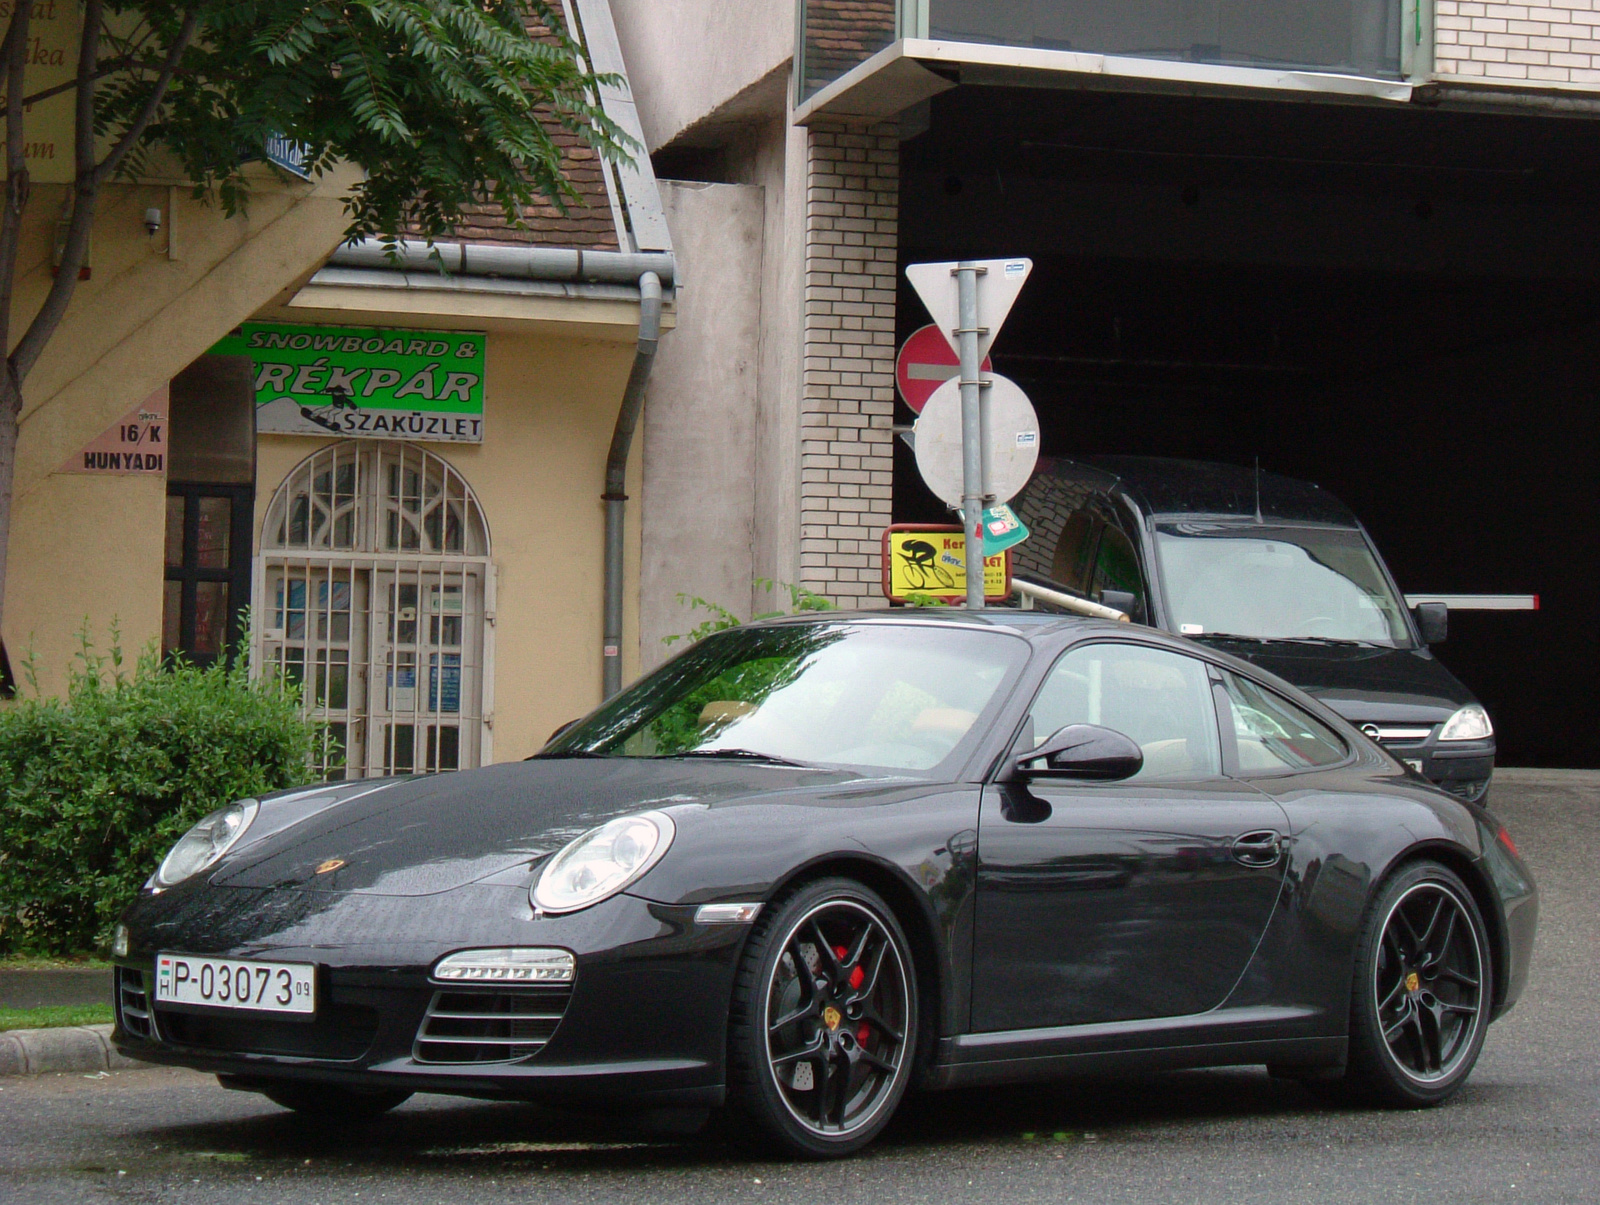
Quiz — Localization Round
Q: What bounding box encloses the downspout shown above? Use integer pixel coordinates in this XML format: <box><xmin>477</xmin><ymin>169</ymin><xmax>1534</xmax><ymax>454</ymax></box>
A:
<box><xmin>602</xmin><ymin>271</ymin><xmax>663</xmax><ymax>698</ymax></box>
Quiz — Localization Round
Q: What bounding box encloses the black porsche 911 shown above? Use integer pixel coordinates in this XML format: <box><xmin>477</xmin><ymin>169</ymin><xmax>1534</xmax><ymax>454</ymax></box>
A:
<box><xmin>112</xmin><ymin>612</ymin><xmax>1538</xmax><ymax>1158</ymax></box>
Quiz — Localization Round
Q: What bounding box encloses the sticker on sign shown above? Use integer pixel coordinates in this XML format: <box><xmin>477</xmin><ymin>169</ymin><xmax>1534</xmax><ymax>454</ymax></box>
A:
<box><xmin>912</xmin><ymin>373</ymin><xmax>1041</xmax><ymax>508</ymax></box>
<box><xmin>904</xmin><ymin>257</ymin><xmax>1033</xmax><ymax>365</ymax></box>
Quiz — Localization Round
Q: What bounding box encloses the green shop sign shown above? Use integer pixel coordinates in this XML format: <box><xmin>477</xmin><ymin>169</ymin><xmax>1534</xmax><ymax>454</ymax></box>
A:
<box><xmin>211</xmin><ymin>321</ymin><xmax>486</xmax><ymax>443</ymax></box>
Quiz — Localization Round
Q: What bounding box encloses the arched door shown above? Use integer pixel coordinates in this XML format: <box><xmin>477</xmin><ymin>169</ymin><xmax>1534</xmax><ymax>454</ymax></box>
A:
<box><xmin>256</xmin><ymin>442</ymin><xmax>493</xmax><ymax>779</ymax></box>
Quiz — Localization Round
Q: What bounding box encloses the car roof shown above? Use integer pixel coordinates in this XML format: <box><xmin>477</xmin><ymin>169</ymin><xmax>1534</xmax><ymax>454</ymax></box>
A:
<box><xmin>749</xmin><ymin>608</ymin><xmax>1163</xmax><ymax>646</ymax></box>
<box><xmin>1037</xmin><ymin>455</ymin><xmax>1361</xmax><ymax>527</ymax></box>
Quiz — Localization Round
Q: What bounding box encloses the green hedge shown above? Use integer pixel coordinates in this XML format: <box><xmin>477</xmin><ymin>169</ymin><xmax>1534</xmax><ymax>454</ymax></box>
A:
<box><xmin>0</xmin><ymin>637</ymin><xmax>317</xmax><ymax>956</ymax></box>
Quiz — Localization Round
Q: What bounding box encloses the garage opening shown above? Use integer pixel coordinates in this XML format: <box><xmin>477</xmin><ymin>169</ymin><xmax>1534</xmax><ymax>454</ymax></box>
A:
<box><xmin>896</xmin><ymin>86</ymin><xmax>1600</xmax><ymax>767</ymax></box>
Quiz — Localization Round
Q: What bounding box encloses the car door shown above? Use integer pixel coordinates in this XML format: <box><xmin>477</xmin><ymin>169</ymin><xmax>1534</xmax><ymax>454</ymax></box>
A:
<box><xmin>972</xmin><ymin>640</ymin><xmax>1290</xmax><ymax>1032</ymax></box>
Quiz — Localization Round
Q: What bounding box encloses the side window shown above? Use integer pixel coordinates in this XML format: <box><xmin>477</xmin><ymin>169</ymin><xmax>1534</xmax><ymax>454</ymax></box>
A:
<box><xmin>1030</xmin><ymin>643</ymin><xmax>1221</xmax><ymax>781</ymax></box>
<box><xmin>1091</xmin><ymin>523</ymin><xmax>1148</xmax><ymax>623</ymax></box>
<box><xmin>1219</xmin><ymin>671</ymin><xmax>1348</xmax><ymax>773</ymax></box>
<box><xmin>1050</xmin><ymin>511</ymin><xmax>1098</xmax><ymax>594</ymax></box>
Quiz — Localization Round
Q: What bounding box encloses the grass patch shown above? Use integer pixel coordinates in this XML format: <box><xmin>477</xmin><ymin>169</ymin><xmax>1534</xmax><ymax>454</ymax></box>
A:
<box><xmin>0</xmin><ymin>1004</ymin><xmax>114</xmax><ymax>1031</ymax></box>
<box><xmin>0</xmin><ymin>955</ymin><xmax>111</xmax><ymax>971</ymax></box>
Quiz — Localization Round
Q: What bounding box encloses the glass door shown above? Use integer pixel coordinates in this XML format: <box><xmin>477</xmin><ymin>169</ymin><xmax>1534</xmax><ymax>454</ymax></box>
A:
<box><xmin>367</xmin><ymin>565</ymin><xmax>482</xmax><ymax>775</ymax></box>
<box><xmin>163</xmin><ymin>484</ymin><xmax>253</xmax><ymax>665</ymax></box>
<box><xmin>261</xmin><ymin>564</ymin><xmax>369</xmax><ymax>778</ymax></box>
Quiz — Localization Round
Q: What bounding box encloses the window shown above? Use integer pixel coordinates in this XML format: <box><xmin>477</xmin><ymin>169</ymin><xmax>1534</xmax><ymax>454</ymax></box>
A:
<box><xmin>1030</xmin><ymin>643</ymin><xmax>1221</xmax><ymax>780</ymax></box>
<box><xmin>164</xmin><ymin>354</ymin><xmax>256</xmax><ymax>666</ymax></box>
<box><xmin>1218</xmin><ymin>671</ymin><xmax>1347</xmax><ymax>773</ymax></box>
<box><xmin>257</xmin><ymin>442</ymin><xmax>491</xmax><ymax>780</ymax></box>
<box><xmin>1050</xmin><ymin>511</ymin><xmax>1097</xmax><ymax>594</ymax></box>
<box><xmin>549</xmin><ymin>623</ymin><xmax>1027</xmax><ymax>775</ymax></box>
<box><xmin>1091</xmin><ymin>524</ymin><xmax>1147</xmax><ymax>622</ymax></box>
<box><xmin>1155</xmin><ymin>523</ymin><xmax>1410</xmax><ymax>645</ymax></box>
<box><xmin>163</xmin><ymin>485</ymin><xmax>252</xmax><ymax>665</ymax></box>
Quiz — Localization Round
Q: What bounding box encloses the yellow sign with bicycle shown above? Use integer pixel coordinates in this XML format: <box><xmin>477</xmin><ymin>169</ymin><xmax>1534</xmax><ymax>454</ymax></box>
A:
<box><xmin>881</xmin><ymin>525</ymin><xmax>1011</xmax><ymax>604</ymax></box>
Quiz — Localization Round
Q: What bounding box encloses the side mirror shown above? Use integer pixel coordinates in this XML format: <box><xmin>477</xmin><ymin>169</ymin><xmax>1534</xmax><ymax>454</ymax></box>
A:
<box><xmin>1414</xmin><ymin>602</ymin><xmax>1448</xmax><ymax>646</ymax></box>
<box><xmin>1100</xmin><ymin>589</ymin><xmax>1137</xmax><ymax>618</ymax></box>
<box><xmin>1014</xmin><ymin>724</ymin><xmax>1144</xmax><ymax>781</ymax></box>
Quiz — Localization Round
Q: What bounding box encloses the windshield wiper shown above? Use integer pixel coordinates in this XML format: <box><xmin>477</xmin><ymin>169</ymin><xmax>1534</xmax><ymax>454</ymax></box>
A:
<box><xmin>661</xmin><ymin>748</ymin><xmax>810</xmax><ymax>767</ymax></box>
<box><xmin>1275</xmin><ymin>636</ymin><xmax>1387</xmax><ymax>649</ymax></box>
<box><xmin>1201</xmin><ymin>633</ymin><xmax>1386</xmax><ymax>649</ymax></box>
<box><xmin>531</xmin><ymin>749</ymin><xmax>610</xmax><ymax>759</ymax></box>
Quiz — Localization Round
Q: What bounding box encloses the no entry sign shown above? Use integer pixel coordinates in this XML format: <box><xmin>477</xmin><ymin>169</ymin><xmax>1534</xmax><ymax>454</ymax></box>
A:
<box><xmin>895</xmin><ymin>324</ymin><xmax>992</xmax><ymax>414</ymax></box>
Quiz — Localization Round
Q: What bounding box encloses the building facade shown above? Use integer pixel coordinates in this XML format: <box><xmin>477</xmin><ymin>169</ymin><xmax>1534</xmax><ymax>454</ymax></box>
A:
<box><xmin>615</xmin><ymin>0</ymin><xmax>1600</xmax><ymax>767</ymax></box>
<box><xmin>3</xmin><ymin>0</ymin><xmax>677</xmax><ymax>775</ymax></box>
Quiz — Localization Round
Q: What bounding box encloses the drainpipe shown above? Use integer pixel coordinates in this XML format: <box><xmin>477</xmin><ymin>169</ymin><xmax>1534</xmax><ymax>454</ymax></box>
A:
<box><xmin>601</xmin><ymin>271</ymin><xmax>663</xmax><ymax>698</ymax></box>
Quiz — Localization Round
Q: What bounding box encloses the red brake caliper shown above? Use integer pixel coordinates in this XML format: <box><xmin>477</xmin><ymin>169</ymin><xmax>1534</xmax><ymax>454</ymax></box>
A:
<box><xmin>835</xmin><ymin>945</ymin><xmax>871</xmax><ymax>1045</ymax></box>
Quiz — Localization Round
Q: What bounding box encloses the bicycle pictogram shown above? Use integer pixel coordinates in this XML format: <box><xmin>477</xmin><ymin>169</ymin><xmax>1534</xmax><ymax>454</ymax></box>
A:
<box><xmin>897</xmin><ymin>539</ymin><xmax>957</xmax><ymax>591</ymax></box>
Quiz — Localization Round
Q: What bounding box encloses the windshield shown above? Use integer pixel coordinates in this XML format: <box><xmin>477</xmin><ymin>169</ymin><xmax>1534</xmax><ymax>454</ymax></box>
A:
<box><xmin>543</xmin><ymin>622</ymin><xmax>1028</xmax><ymax>774</ymax></box>
<box><xmin>1155</xmin><ymin>523</ymin><xmax>1412</xmax><ymax>647</ymax></box>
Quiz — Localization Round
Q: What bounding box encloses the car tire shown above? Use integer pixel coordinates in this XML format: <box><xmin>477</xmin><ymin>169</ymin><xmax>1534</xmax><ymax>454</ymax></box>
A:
<box><xmin>259</xmin><ymin>1082</ymin><xmax>413</xmax><ymax>1120</ymax></box>
<box><xmin>727</xmin><ymin>877</ymin><xmax>918</xmax><ymax>1158</ymax></box>
<box><xmin>1334</xmin><ymin>859</ymin><xmax>1493</xmax><ymax>1108</ymax></box>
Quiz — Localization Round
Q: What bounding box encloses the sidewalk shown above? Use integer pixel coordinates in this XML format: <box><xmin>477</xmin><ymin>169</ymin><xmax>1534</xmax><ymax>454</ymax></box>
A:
<box><xmin>0</xmin><ymin>1025</ymin><xmax>142</xmax><ymax>1076</ymax></box>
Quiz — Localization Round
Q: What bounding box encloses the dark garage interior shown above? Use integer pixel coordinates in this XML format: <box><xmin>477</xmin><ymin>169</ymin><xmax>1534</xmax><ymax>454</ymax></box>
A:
<box><xmin>895</xmin><ymin>85</ymin><xmax>1600</xmax><ymax>767</ymax></box>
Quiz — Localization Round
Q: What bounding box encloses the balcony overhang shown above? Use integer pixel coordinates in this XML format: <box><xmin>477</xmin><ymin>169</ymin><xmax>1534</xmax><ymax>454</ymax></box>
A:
<box><xmin>795</xmin><ymin>38</ymin><xmax>1414</xmax><ymax>125</ymax></box>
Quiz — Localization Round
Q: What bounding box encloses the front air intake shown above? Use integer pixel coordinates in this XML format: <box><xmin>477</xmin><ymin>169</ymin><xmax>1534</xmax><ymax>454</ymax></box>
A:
<box><xmin>413</xmin><ymin>986</ymin><xmax>572</xmax><ymax>1064</ymax></box>
<box><xmin>115</xmin><ymin>967</ymin><xmax>153</xmax><ymax>1039</ymax></box>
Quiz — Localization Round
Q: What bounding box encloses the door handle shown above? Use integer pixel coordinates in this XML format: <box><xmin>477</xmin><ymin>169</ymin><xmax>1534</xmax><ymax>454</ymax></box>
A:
<box><xmin>1230</xmin><ymin>830</ymin><xmax>1283</xmax><ymax>868</ymax></box>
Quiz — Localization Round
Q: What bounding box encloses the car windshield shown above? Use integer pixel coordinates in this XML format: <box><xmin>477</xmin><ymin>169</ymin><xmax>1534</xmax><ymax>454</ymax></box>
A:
<box><xmin>542</xmin><ymin>622</ymin><xmax>1028</xmax><ymax>774</ymax></box>
<box><xmin>1155</xmin><ymin>523</ymin><xmax>1412</xmax><ymax>647</ymax></box>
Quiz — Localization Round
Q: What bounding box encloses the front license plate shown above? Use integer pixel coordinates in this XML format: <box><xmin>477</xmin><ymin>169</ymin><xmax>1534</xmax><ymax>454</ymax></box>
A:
<box><xmin>155</xmin><ymin>954</ymin><xmax>316</xmax><ymax>1015</ymax></box>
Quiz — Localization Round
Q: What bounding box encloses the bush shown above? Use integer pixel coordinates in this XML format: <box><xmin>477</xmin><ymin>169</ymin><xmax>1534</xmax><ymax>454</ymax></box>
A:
<box><xmin>0</xmin><ymin>632</ymin><xmax>318</xmax><ymax>956</ymax></box>
<box><xmin>662</xmin><ymin>578</ymin><xmax>835</xmax><ymax>647</ymax></box>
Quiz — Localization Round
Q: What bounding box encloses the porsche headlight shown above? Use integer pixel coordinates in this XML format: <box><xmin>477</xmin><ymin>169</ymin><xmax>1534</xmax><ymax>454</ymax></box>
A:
<box><xmin>532</xmin><ymin>810</ymin><xmax>674</xmax><ymax>914</ymax></box>
<box><xmin>150</xmin><ymin>800</ymin><xmax>259</xmax><ymax>890</ymax></box>
<box><xmin>1440</xmin><ymin>704</ymin><xmax>1494</xmax><ymax>742</ymax></box>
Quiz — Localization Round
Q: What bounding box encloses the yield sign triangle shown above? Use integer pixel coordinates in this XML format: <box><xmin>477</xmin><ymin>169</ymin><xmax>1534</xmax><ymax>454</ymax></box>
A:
<box><xmin>905</xmin><ymin>257</ymin><xmax>1033</xmax><ymax>364</ymax></box>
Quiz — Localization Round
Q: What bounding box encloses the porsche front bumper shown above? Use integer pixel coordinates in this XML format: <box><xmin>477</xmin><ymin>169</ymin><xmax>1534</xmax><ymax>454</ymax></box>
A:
<box><xmin>111</xmin><ymin>883</ymin><xmax>749</xmax><ymax>1107</ymax></box>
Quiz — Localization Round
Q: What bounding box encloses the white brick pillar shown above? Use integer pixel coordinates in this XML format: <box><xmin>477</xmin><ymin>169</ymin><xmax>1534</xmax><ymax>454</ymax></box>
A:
<box><xmin>799</xmin><ymin>120</ymin><xmax>899</xmax><ymax>609</ymax></box>
<box><xmin>1435</xmin><ymin>0</ymin><xmax>1600</xmax><ymax>85</ymax></box>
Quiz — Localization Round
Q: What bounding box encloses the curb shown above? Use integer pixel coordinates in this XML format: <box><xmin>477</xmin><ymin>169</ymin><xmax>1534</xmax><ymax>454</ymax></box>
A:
<box><xmin>0</xmin><ymin>1025</ymin><xmax>146</xmax><ymax>1076</ymax></box>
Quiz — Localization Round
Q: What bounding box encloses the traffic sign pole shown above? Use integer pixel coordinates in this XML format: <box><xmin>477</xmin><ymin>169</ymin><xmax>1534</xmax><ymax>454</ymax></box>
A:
<box><xmin>957</xmin><ymin>262</ymin><xmax>986</xmax><ymax>610</ymax></box>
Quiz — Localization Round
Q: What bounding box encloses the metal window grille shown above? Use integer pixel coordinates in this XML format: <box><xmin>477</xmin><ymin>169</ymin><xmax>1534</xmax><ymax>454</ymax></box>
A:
<box><xmin>255</xmin><ymin>442</ymin><xmax>494</xmax><ymax>779</ymax></box>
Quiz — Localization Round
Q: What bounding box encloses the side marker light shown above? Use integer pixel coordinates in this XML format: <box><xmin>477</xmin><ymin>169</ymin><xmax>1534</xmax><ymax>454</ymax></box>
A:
<box><xmin>694</xmin><ymin>902</ymin><xmax>763</xmax><ymax>925</ymax></box>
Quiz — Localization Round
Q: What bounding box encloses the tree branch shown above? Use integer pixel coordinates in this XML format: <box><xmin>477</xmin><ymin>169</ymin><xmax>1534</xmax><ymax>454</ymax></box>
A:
<box><xmin>9</xmin><ymin>0</ymin><xmax>103</xmax><ymax>385</ymax></box>
<box><xmin>0</xmin><ymin>5</ymin><xmax>35</xmax><ymax>376</ymax></box>
<box><xmin>94</xmin><ymin>12</ymin><xmax>199</xmax><ymax>187</ymax></box>
<box><xmin>0</xmin><ymin>54</ymin><xmax>139</xmax><ymax>122</ymax></box>
<box><xmin>11</xmin><ymin>8</ymin><xmax>197</xmax><ymax>384</ymax></box>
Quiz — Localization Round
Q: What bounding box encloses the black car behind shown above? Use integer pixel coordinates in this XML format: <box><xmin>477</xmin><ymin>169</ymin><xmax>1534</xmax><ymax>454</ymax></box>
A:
<box><xmin>1011</xmin><ymin>456</ymin><xmax>1496</xmax><ymax>801</ymax></box>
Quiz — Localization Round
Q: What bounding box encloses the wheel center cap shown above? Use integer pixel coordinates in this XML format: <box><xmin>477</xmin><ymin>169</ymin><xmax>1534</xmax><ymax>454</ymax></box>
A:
<box><xmin>822</xmin><ymin>1005</ymin><xmax>843</xmax><ymax>1031</ymax></box>
<box><xmin>1404</xmin><ymin>971</ymin><xmax>1421</xmax><ymax>993</ymax></box>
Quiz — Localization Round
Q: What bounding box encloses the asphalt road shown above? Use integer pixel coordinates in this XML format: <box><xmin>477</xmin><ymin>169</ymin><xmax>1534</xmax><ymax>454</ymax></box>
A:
<box><xmin>2</xmin><ymin>769</ymin><xmax>1595</xmax><ymax>1205</ymax></box>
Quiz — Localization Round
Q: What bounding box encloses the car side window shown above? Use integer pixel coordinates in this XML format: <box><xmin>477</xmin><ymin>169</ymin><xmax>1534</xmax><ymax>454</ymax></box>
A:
<box><xmin>1030</xmin><ymin>643</ymin><xmax>1221</xmax><ymax>781</ymax></box>
<box><xmin>1091</xmin><ymin>524</ymin><xmax>1148</xmax><ymax>623</ymax></box>
<box><xmin>1218</xmin><ymin>670</ymin><xmax>1348</xmax><ymax>773</ymax></box>
<box><xmin>1051</xmin><ymin>510</ymin><xmax>1098</xmax><ymax>594</ymax></box>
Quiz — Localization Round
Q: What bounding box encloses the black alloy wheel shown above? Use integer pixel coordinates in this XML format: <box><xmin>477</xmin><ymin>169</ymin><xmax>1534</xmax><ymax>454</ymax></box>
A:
<box><xmin>1339</xmin><ymin>860</ymin><xmax>1492</xmax><ymax>1107</ymax></box>
<box><xmin>728</xmin><ymin>878</ymin><xmax>917</xmax><ymax>1157</ymax></box>
<box><xmin>259</xmin><ymin>1082</ymin><xmax>414</xmax><ymax>1120</ymax></box>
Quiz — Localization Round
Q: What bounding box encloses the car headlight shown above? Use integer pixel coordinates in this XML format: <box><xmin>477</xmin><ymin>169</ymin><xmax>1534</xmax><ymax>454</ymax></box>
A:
<box><xmin>1440</xmin><ymin>704</ymin><xmax>1494</xmax><ymax>742</ymax></box>
<box><xmin>149</xmin><ymin>800</ymin><xmax>259</xmax><ymax>890</ymax></box>
<box><xmin>532</xmin><ymin>810</ymin><xmax>675</xmax><ymax>914</ymax></box>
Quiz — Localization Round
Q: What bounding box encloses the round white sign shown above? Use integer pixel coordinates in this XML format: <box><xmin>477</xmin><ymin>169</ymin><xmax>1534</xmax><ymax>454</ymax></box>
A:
<box><xmin>912</xmin><ymin>373</ymin><xmax>1040</xmax><ymax>509</ymax></box>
